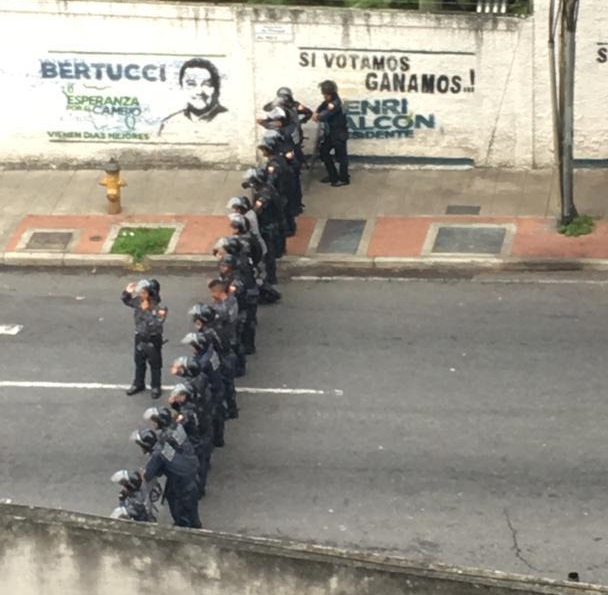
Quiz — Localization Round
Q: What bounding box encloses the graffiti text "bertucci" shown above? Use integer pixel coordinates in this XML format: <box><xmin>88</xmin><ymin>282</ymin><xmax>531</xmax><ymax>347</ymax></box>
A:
<box><xmin>40</xmin><ymin>60</ymin><xmax>167</xmax><ymax>82</ymax></box>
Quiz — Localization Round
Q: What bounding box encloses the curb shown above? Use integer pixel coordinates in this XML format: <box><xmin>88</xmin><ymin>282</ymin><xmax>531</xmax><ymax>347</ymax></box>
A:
<box><xmin>1</xmin><ymin>251</ymin><xmax>608</xmax><ymax>274</ymax></box>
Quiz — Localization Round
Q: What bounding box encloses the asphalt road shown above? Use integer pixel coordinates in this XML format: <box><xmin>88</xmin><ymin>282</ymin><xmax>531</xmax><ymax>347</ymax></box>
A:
<box><xmin>0</xmin><ymin>270</ymin><xmax>607</xmax><ymax>584</ymax></box>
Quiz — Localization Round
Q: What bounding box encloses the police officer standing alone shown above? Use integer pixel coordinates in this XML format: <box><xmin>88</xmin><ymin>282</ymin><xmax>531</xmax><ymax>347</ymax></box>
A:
<box><xmin>313</xmin><ymin>80</ymin><xmax>350</xmax><ymax>188</ymax></box>
<box><xmin>121</xmin><ymin>279</ymin><xmax>167</xmax><ymax>399</ymax></box>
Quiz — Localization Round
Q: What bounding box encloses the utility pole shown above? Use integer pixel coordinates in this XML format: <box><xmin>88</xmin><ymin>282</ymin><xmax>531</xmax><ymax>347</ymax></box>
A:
<box><xmin>549</xmin><ymin>0</ymin><xmax>580</xmax><ymax>224</ymax></box>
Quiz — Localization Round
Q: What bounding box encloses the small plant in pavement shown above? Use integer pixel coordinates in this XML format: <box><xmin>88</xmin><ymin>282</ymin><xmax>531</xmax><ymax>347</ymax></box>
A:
<box><xmin>111</xmin><ymin>227</ymin><xmax>174</xmax><ymax>262</ymax></box>
<box><xmin>558</xmin><ymin>215</ymin><xmax>595</xmax><ymax>237</ymax></box>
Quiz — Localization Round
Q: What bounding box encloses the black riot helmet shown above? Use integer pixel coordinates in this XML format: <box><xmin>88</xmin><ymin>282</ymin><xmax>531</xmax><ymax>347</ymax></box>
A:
<box><xmin>130</xmin><ymin>428</ymin><xmax>157</xmax><ymax>454</ymax></box>
<box><xmin>226</xmin><ymin>196</ymin><xmax>250</xmax><ymax>213</ymax></box>
<box><xmin>180</xmin><ymin>331</ymin><xmax>211</xmax><ymax>351</ymax></box>
<box><xmin>143</xmin><ymin>406</ymin><xmax>174</xmax><ymax>429</ymax></box>
<box><xmin>320</xmin><ymin>79</ymin><xmax>338</xmax><ymax>96</ymax></box>
<box><xmin>266</xmin><ymin>106</ymin><xmax>288</xmax><ymax>126</ymax></box>
<box><xmin>148</xmin><ymin>279</ymin><xmax>161</xmax><ymax>302</ymax></box>
<box><xmin>111</xmin><ymin>469</ymin><xmax>143</xmax><ymax>492</ymax></box>
<box><xmin>276</xmin><ymin>86</ymin><xmax>294</xmax><ymax>104</ymax></box>
<box><xmin>241</xmin><ymin>167</ymin><xmax>267</xmax><ymax>189</ymax></box>
<box><xmin>170</xmin><ymin>382</ymin><xmax>195</xmax><ymax>401</ymax></box>
<box><xmin>171</xmin><ymin>355</ymin><xmax>201</xmax><ymax>378</ymax></box>
<box><xmin>188</xmin><ymin>303</ymin><xmax>217</xmax><ymax>325</ymax></box>
<box><xmin>213</xmin><ymin>235</ymin><xmax>243</xmax><ymax>257</ymax></box>
<box><xmin>225</xmin><ymin>236</ymin><xmax>244</xmax><ymax>255</ymax></box>
<box><xmin>262</xmin><ymin>129</ymin><xmax>282</xmax><ymax>150</ymax></box>
<box><xmin>228</xmin><ymin>213</ymin><xmax>250</xmax><ymax>234</ymax></box>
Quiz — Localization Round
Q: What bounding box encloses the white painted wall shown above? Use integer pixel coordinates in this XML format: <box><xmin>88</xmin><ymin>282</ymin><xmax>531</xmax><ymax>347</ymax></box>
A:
<box><xmin>0</xmin><ymin>0</ymin><xmax>605</xmax><ymax>169</ymax></box>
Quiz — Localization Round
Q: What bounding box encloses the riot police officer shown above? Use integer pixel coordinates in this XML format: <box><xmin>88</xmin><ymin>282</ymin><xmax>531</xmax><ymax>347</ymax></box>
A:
<box><xmin>110</xmin><ymin>469</ymin><xmax>156</xmax><ymax>522</ymax></box>
<box><xmin>258</xmin><ymin>134</ymin><xmax>297</xmax><ymax>236</ymax></box>
<box><xmin>131</xmin><ymin>427</ymin><xmax>201</xmax><ymax>529</ymax></box>
<box><xmin>143</xmin><ymin>405</ymin><xmax>192</xmax><ymax>454</ymax></box>
<box><xmin>219</xmin><ymin>255</ymin><xmax>258</xmax><ymax>357</ymax></box>
<box><xmin>263</xmin><ymin>86</ymin><xmax>313</xmax><ymax>162</ymax></box>
<box><xmin>189</xmin><ymin>303</ymin><xmax>238</xmax><ymax>419</ymax></box>
<box><xmin>169</xmin><ymin>382</ymin><xmax>213</xmax><ymax>498</ymax></box>
<box><xmin>121</xmin><ymin>279</ymin><xmax>167</xmax><ymax>399</ymax></box>
<box><xmin>313</xmin><ymin>80</ymin><xmax>350</xmax><ymax>187</ymax></box>
<box><xmin>243</xmin><ymin>166</ymin><xmax>286</xmax><ymax>259</ymax></box>
<box><xmin>228</xmin><ymin>213</ymin><xmax>264</xmax><ymax>270</ymax></box>
<box><xmin>258</xmin><ymin>111</ymin><xmax>304</xmax><ymax>215</ymax></box>
<box><xmin>226</xmin><ymin>196</ymin><xmax>267</xmax><ymax>257</ymax></box>
<box><xmin>208</xmin><ymin>278</ymin><xmax>242</xmax><ymax>376</ymax></box>
<box><xmin>180</xmin><ymin>332</ymin><xmax>227</xmax><ymax>446</ymax></box>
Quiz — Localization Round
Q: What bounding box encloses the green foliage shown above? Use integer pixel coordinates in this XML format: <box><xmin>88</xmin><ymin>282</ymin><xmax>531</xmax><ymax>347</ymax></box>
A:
<box><xmin>558</xmin><ymin>215</ymin><xmax>595</xmax><ymax>237</ymax></box>
<box><xmin>111</xmin><ymin>227</ymin><xmax>175</xmax><ymax>262</ymax></box>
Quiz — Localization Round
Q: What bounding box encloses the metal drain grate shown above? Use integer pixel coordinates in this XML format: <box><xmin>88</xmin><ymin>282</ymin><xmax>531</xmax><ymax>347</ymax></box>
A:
<box><xmin>445</xmin><ymin>205</ymin><xmax>481</xmax><ymax>215</ymax></box>
<box><xmin>432</xmin><ymin>226</ymin><xmax>506</xmax><ymax>255</ymax></box>
<box><xmin>317</xmin><ymin>219</ymin><xmax>365</xmax><ymax>254</ymax></box>
<box><xmin>25</xmin><ymin>231</ymin><xmax>74</xmax><ymax>251</ymax></box>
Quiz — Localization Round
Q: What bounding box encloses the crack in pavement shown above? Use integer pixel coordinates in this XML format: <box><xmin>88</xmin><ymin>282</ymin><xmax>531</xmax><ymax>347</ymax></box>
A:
<box><xmin>503</xmin><ymin>507</ymin><xmax>540</xmax><ymax>572</ymax></box>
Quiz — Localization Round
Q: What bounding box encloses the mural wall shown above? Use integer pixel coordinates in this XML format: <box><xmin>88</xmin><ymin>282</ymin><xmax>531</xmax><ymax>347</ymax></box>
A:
<box><xmin>0</xmin><ymin>0</ymin><xmax>605</xmax><ymax>168</ymax></box>
<box><xmin>40</xmin><ymin>54</ymin><xmax>229</xmax><ymax>143</ymax></box>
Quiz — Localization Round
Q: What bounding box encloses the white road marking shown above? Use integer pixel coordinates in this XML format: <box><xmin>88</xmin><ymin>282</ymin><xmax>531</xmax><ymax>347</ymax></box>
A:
<box><xmin>291</xmin><ymin>276</ymin><xmax>420</xmax><ymax>282</ymax></box>
<box><xmin>0</xmin><ymin>324</ymin><xmax>23</xmax><ymax>335</ymax></box>
<box><xmin>477</xmin><ymin>278</ymin><xmax>608</xmax><ymax>285</ymax></box>
<box><xmin>0</xmin><ymin>380</ymin><xmax>339</xmax><ymax>396</ymax></box>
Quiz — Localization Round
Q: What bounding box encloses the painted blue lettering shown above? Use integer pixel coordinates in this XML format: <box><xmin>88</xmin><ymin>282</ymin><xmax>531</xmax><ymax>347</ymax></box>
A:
<box><xmin>58</xmin><ymin>61</ymin><xmax>74</xmax><ymax>79</ymax></box>
<box><xmin>40</xmin><ymin>61</ymin><xmax>58</xmax><ymax>78</ymax></box>
<box><xmin>415</xmin><ymin>114</ymin><xmax>435</xmax><ymax>129</ymax></box>
<box><xmin>124</xmin><ymin>64</ymin><xmax>141</xmax><ymax>80</ymax></box>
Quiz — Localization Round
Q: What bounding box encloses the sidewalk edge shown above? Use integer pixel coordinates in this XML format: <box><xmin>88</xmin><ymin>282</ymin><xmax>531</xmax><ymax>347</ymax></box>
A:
<box><xmin>2</xmin><ymin>252</ymin><xmax>608</xmax><ymax>273</ymax></box>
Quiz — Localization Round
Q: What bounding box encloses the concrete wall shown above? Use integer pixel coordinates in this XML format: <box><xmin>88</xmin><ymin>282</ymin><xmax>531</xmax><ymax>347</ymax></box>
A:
<box><xmin>1</xmin><ymin>503</ymin><xmax>608</xmax><ymax>595</ymax></box>
<box><xmin>0</xmin><ymin>1</ymin><xmax>605</xmax><ymax>169</ymax></box>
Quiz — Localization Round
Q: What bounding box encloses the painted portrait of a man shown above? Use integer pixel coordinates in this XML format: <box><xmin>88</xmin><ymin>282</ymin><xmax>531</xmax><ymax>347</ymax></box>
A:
<box><xmin>158</xmin><ymin>57</ymin><xmax>228</xmax><ymax>138</ymax></box>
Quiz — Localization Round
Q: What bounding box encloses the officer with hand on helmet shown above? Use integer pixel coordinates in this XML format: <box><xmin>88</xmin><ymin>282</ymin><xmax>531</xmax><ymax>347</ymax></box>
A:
<box><xmin>121</xmin><ymin>279</ymin><xmax>167</xmax><ymax>399</ymax></box>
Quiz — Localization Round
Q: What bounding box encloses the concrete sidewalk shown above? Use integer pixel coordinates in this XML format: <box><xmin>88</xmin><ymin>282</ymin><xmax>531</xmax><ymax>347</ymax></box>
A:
<box><xmin>1</xmin><ymin>166</ymin><xmax>607</xmax><ymax>272</ymax></box>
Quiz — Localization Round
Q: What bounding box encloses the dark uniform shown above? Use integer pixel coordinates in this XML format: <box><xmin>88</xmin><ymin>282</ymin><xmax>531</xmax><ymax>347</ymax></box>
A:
<box><xmin>316</xmin><ymin>81</ymin><xmax>350</xmax><ymax>186</ymax></box>
<box><xmin>171</xmin><ymin>384</ymin><xmax>214</xmax><ymax>498</ymax></box>
<box><xmin>121</xmin><ymin>290</ymin><xmax>166</xmax><ymax>394</ymax></box>
<box><xmin>194</xmin><ymin>342</ymin><xmax>226</xmax><ymax>448</ymax></box>
<box><xmin>213</xmin><ymin>292</ymin><xmax>243</xmax><ymax>378</ymax></box>
<box><xmin>254</xmin><ymin>190</ymin><xmax>282</xmax><ymax>284</ymax></box>
<box><xmin>143</xmin><ymin>441</ymin><xmax>201</xmax><ymax>528</ymax></box>
<box><xmin>263</xmin><ymin>145</ymin><xmax>298</xmax><ymax>237</ymax></box>
<box><xmin>204</xmin><ymin>309</ymin><xmax>239</xmax><ymax>419</ymax></box>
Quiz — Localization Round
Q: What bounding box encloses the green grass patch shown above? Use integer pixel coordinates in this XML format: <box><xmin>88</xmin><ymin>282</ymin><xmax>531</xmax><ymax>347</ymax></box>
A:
<box><xmin>111</xmin><ymin>227</ymin><xmax>175</xmax><ymax>262</ymax></box>
<box><xmin>558</xmin><ymin>215</ymin><xmax>595</xmax><ymax>237</ymax></box>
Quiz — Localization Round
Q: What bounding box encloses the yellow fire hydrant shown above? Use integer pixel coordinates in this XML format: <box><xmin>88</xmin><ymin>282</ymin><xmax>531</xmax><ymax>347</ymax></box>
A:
<box><xmin>99</xmin><ymin>158</ymin><xmax>126</xmax><ymax>215</ymax></box>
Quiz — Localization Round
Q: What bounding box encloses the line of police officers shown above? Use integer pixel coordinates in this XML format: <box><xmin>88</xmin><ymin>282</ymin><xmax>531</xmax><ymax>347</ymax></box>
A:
<box><xmin>109</xmin><ymin>81</ymin><xmax>349</xmax><ymax>529</ymax></box>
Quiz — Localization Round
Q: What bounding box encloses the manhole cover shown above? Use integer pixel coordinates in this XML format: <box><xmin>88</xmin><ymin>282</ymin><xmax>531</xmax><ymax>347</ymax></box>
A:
<box><xmin>317</xmin><ymin>219</ymin><xmax>365</xmax><ymax>254</ymax></box>
<box><xmin>25</xmin><ymin>231</ymin><xmax>74</xmax><ymax>251</ymax></box>
<box><xmin>445</xmin><ymin>205</ymin><xmax>481</xmax><ymax>215</ymax></box>
<box><xmin>432</xmin><ymin>226</ymin><xmax>506</xmax><ymax>255</ymax></box>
